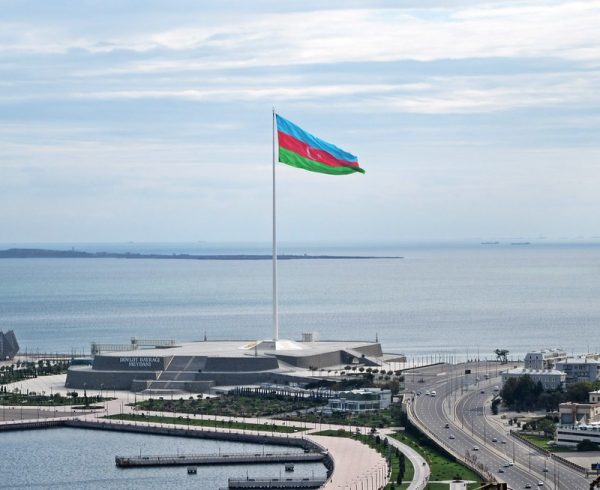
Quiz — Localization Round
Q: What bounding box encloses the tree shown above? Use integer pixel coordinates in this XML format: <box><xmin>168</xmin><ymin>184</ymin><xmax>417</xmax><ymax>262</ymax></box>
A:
<box><xmin>566</xmin><ymin>382</ymin><xmax>594</xmax><ymax>403</ymax></box>
<box><xmin>494</xmin><ymin>349</ymin><xmax>509</xmax><ymax>364</ymax></box>
<box><xmin>577</xmin><ymin>439</ymin><xmax>599</xmax><ymax>451</ymax></box>
<box><xmin>491</xmin><ymin>398</ymin><xmax>500</xmax><ymax>415</ymax></box>
<box><xmin>538</xmin><ymin>418</ymin><xmax>556</xmax><ymax>437</ymax></box>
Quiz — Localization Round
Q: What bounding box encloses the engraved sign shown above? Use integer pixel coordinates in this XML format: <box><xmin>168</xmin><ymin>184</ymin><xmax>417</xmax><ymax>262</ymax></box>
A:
<box><xmin>119</xmin><ymin>357</ymin><xmax>162</xmax><ymax>369</ymax></box>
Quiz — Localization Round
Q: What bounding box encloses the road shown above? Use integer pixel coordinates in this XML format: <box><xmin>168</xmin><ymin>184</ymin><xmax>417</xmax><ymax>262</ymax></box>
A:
<box><xmin>409</xmin><ymin>361</ymin><xmax>592</xmax><ymax>490</ymax></box>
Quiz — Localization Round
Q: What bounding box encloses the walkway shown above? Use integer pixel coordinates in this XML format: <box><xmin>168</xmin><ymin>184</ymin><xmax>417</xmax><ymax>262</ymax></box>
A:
<box><xmin>381</xmin><ymin>430</ymin><xmax>429</xmax><ymax>490</ymax></box>
<box><xmin>308</xmin><ymin>435</ymin><xmax>388</xmax><ymax>490</ymax></box>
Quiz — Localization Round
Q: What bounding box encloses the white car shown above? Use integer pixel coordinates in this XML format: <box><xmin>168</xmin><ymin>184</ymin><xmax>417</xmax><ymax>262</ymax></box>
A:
<box><xmin>537</xmin><ymin>482</ymin><xmax>544</xmax><ymax>487</ymax></box>
<box><xmin>449</xmin><ymin>434</ymin><xmax>455</xmax><ymax>440</ymax></box>
<box><xmin>472</xmin><ymin>446</ymin><xmax>479</xmax><ymax>451</ymax></box>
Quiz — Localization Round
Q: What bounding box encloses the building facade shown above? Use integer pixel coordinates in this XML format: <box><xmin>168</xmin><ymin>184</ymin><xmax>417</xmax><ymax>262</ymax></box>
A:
<box><xmin>524</xmin><ymin>350</ymin><xmax>567</xmax><ymax>370</ymax></box>
<box><xmin>555</xmin><ymin>424</ymin><xmax>600</xmax><ymax>448</ymax></box>
<box><xmin>555</xmin><ymin>358</ymin><xmax>600</xmax><ymax>385</ymax></box>
<box><xmin>559</xmin><ymin>402</ymin><xmax>600</xmax><ymax>425</ymax></box>
<box><xmin>501</xmin><ymin>368</ymin><xmax>566</xmax><ymax>391</ymax></box>
<box><xmin>326</xmin><ymin>388</ymin><xmax>392</xmax><ymax>413</ymax></box>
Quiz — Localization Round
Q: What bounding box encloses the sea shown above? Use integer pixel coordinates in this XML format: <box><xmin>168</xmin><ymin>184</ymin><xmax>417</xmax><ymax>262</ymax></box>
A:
<box><xmin>0</xmin><ymin>427</ymin><xmax>326</xmax><ymax>489</ymax></box>
<box><xmin>1</xmin><ymin>241</ymin><xmax>600</xmax><ymax>360</ymax></box>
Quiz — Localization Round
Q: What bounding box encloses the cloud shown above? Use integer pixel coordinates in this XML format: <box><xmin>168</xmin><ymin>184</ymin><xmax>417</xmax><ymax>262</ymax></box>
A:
<box><xmin>2</xmin><ymin>2</ymin><xmax>600</xmax><ymax>66</ymax></box>
<box><xmin>1</xmin><ymin>1</ymin><xmax>599</xmax><ymax>241</ymax></box>
<box><xmin>2</xmin><ymin>71</ymin><xmax>594</xmax><ymax>115</ymax></box>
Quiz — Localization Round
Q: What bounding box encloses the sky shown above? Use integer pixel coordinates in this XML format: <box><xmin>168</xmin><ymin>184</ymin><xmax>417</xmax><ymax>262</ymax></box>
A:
<box><xmin>1</xmin><ymin>0</ymin><xmax>600</xmax><ymax>243</ymax></box>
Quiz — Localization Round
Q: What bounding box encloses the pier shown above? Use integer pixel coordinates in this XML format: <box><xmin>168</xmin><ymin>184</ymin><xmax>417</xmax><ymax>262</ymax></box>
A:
<box><xmin>0</xmin><ymin>419</ymin><xmax>64</xmax><ymax>432</ymax></box>
<box><xmin>115</xmin><ymin>450</ymin><xmax>325</xmax><ymax>468</ymax></box>
<box><xmin>227</xmin><ymin>477</ymin><xmax>327</xmax><ymax>489</ymax></box>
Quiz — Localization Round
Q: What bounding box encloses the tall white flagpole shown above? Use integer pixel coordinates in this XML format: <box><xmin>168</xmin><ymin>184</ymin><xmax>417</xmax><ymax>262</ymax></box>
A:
<box><xmin>272</xmin><ymin>108</ymin><xmax>279</xmax><ymax>341</ymax></box>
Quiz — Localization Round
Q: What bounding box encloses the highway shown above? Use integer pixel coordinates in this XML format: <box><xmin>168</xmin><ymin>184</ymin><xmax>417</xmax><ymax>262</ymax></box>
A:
<box><xmin>407</xmin><ymin>362</ymin><xmax>592</xmax><ymax>490</ymax></box>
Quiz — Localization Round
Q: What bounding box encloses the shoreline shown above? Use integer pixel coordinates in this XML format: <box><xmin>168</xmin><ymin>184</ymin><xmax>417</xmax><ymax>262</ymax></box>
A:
<box><xmin>0</xmin><ymin>248</ymin><xmax>401</xmax><ymax>260</ymax></box>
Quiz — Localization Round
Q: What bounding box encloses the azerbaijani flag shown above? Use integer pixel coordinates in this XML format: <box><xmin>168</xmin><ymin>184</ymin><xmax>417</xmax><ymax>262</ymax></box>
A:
<box><xmin>276</xmin><ymin>115</ymin><xmax>365</xmax><ymax>175</ymax></box>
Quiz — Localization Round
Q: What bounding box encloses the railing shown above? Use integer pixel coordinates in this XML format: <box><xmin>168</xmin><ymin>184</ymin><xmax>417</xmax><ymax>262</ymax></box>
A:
<box><xmin>509</xmin><ymin>429</ymin><xmax>588</xmax><ymax>475</ymax></box>
<box><xmin>130</xmin><ymin>338</ymin><xmax>177</xmax><ymax>348</ymax></box>
<box><xmin>90</xmin><ymin>343</ymin><xmax>133</xmax><ymax>355</ymax></box>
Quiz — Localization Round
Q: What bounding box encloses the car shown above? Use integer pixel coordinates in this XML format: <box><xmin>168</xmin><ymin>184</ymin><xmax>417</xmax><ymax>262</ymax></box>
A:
<box><xmin>444</xmin><ymin>423</ymin><xmax>450</xmax><ymax>429</ymax></box>
<box><xmin>537</xmin><ymin>482</ymin><xmax>544</xmax><ymax>487</ymax></box>
<box><xmin>503</xmin><ymin>463</ymin><xmax>511</xmax><ymax>468</ymax></box>
<box><xmin>492</xmin><ymin>437</ymin><xmax>498</xmax><ymax>442</ymax></box>
<box><xmin>480</xmin><ymin>390</ymin><xmax>485</xmax><ymax>394</ymax></box>
<box><xmin>416</xmin><ymin>391</ymin><xmax>422</xmax><ymax>396</ymax></box>
<box><xmin>498</xmin><ymin>468</ymin><xmax>505</xmax><ymax>473</ymax></box>
<box><xmin>425</xmin><ymin>391</ymin><xmax>430</xmax><ymax>396</ymax></box>
<box><xmin>449</xmin><ymin>434</ymin><xmax>455</xmax><ymax>439</ymax></box>
<box><xmin>472</xmin><ymin>446</ymin><xmax>479</xmax><ymax>451</ymax></box>
<box><xmin>430</xmin><ymin>390</ymin><xmax>437</xmax><ymax>397</ymax></box>
<box><xmin>501</xmin><ymin>440</ymin><xmax>507</xmax><ymax>444</ymax></box>
<box><xmin>525</xmin><ymin>485</ymin><xmax>532</xmax><ymax>489</ymax></box>
<box><xmin>542</xmin><ymin>468</ymin><xmax>548</xmax><ymax>473</ymax></box>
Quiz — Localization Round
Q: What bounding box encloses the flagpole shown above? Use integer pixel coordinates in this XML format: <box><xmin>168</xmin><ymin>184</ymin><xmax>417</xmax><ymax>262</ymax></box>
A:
<box><xmin>272</xmin><ymin>108</ymin><xmax>279</xmax><ymax>342</ymax></box>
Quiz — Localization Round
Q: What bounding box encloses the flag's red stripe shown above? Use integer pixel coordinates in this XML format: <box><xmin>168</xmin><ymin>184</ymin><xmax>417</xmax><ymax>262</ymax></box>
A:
<box><xmin>278</xmin><ymin>131</ymin><xmax>360</xmax><ymax>169</ymax></box>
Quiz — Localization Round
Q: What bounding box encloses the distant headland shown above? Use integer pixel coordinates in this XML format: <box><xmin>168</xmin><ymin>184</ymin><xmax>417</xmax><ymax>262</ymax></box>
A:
<box><xmin>0</xmin><ymin>248</ymin><xmax>401</xmax><ymax>260</ymax></box>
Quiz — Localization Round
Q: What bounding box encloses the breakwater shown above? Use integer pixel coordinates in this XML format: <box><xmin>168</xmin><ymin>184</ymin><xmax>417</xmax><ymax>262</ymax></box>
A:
<box><xmin>115</xmin><ymin>451</ymin><xmax>325</xmax><ymax>468</ymax></box>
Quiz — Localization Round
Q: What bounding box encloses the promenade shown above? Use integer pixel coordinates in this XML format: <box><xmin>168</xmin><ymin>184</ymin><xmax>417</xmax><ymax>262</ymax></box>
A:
<box><xmin>0</xmin><ymin>373</ymin><xmax>433</xmax><ymax>489</ymax></box>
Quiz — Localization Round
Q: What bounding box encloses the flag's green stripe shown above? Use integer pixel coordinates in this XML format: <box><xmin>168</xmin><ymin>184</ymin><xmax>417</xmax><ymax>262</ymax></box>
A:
<box><xmin>278</xmin><ymin>148</ymin><xmax>365</xmax><ymax>175</ymax></box>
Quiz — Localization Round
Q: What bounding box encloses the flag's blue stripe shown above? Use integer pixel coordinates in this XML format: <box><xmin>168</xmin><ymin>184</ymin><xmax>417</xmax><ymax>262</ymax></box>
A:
<box><xmin>276</xmin><ymin>115</ymin><xmax>357</xmax><ymax>163</ymax></box>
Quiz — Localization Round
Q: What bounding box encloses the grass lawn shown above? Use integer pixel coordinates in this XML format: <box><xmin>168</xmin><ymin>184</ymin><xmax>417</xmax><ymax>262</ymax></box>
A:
<box><xmin>132</xmin><ymin>394</ymin><xmax>324</xmax><ymax>418</ymax></box>
<box><xmin>519</xmin><ymin>433</ymin><xmax>570</xmax><ymax>452</ymax></box>
<box><xmin>106</xmin><ymin>413</ymin><xmax>304</xmax><ymax>433</ymax></box>
<box><xmin>279</xmin><ymin>404</ymin><xmax>404</xmax><ymax>429</ymax></box>
<box><xmin>0</xmin><ymin>393</ymin><xmax>111</xmax><ymax>406</ymax></box>
<box><xmin>392</xmin><ymin>432</ymin><xmax>482</xmax><ymax>489</ymax></box>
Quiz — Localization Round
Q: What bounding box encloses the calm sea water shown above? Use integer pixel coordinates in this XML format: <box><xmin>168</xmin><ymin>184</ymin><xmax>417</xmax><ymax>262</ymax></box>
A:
<box><xmin>1</xmin><ymin>241</ymin><xmax>600</xmax><ymax>359</ymax></box>
<box><xmin>0</xmin><ymin>428</ymin><xmax>325</xmax><ymax>489</ymax></box>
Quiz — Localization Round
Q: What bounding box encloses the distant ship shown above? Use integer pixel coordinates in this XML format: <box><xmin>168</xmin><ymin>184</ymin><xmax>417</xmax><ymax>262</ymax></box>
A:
<box><xmin>510</xmin><ymin>242</ymin><xmax>531</xmax><ymax>245</ymax></box>
<box><xmin>480</xmin><ymin>241</ymin><xmax>499</xmax><ymax>245</ymax></box>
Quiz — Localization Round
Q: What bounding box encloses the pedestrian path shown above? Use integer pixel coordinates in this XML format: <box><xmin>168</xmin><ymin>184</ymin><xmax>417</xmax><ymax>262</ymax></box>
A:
<box><xmin>381</xmin><ymin>429</ymin><xmax>430</xmax><ymax>490</ymax></box>
<box><xmin>309</xmin><ymin>435</ymin><xmax>388</xmax><ymax>490</ymax></box>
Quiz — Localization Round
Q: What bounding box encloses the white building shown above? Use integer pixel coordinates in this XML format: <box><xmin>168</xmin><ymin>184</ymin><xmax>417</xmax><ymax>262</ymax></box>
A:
<box><xmin>327</xmin><ymin>388</ymin><xmax>392</xmax><ymax>413</ymax></box>
<box><xmin>555</xmin><ymin>358</ymin><xmax>600</xmax><ymax>385</ymax></box>
<box><xmin>524</xmin><ymin>349</ymin><xmax>567</xmax><ymax>370</ymax></box>
<box><xmin>590</xmin><ymin>390</ymin><xmax>600</xmax><ymax>404</ymax></box>
<box><xmin>501</xmin><ymin>368</ymin><xmax>566</xmax><ymax>390</ymax></box>
<box><xmin>555</xmin><ymin>423</ymin><xmax>600</xmax><ymax>448</ymax></box>
<box><xmin>559</xmin><ymin>402</ymin><xmax>600</xmax><ymax>425</ymax></box>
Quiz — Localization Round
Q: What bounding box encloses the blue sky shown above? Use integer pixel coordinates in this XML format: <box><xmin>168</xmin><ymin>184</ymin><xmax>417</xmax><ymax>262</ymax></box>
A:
<box><xmin>1</xmin><ymin>0</ymin><xmax>599</xmax><ymax>243</ymax></box>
